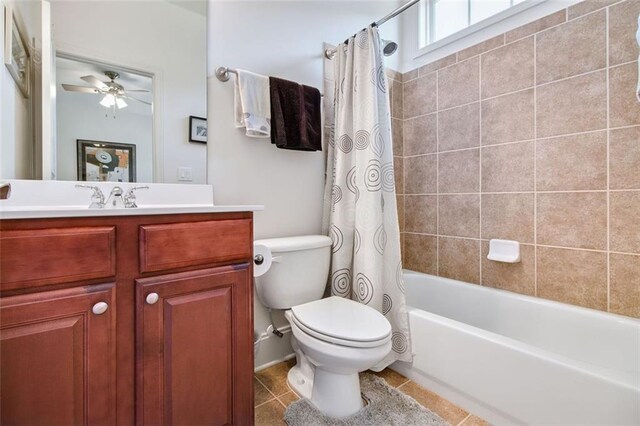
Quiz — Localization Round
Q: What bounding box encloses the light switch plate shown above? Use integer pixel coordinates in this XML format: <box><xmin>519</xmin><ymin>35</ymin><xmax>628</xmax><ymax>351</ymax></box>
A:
<box><xmin>178</xmin><ymin>167</ymin><xmax>193</xmax><ymax>182</ymax></box>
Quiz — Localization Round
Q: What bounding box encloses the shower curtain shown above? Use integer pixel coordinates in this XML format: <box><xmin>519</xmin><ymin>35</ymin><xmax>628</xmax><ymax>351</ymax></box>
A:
<box><xmin>322</xmin><ymin>26</ymin><xmax>412</xmax><ymax>368</ymax></box>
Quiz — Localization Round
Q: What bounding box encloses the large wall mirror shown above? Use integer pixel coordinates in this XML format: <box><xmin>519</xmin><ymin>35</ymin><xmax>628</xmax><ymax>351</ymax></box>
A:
<box><xmin>1</xmin><ymin>0</ymin><xmax>207</xmax><ymax>184</ymax></box>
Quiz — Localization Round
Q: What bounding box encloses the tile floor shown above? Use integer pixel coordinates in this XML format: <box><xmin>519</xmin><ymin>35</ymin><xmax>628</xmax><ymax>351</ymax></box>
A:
<box><xmin>253</xmin><ymin>359</ymin><xmax>489</xmax><ymax>426</ymax></box>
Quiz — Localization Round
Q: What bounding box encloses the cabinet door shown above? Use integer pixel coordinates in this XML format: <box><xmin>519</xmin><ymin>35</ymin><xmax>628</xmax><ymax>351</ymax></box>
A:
<box><xmin>136</xmin><ymin>265</ymin><xmax>253</xmax><ymax>426</ymax></box>
<box><xmin>0</xmin><ymin>283</ymin><xmax>116</xmax><ymax>426</ymax></box>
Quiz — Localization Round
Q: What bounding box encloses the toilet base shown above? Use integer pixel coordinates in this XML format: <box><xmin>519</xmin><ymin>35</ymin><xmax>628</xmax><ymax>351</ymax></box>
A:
<box><xmin>311</xmin><ymin>369</ymin><xmax>363</xmax><ymax>418</ymax></box>
<box><xmin>287</xmin><ymin>365</ymin><xmax>313</xmax><ymax>400</ymax></box>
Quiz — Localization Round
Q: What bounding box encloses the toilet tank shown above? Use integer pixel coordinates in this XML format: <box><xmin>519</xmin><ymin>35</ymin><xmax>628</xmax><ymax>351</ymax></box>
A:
<box><xmin>254</xmin><ymin>235</ymin><xmax>331</xmax><ymax>310</ymax></box>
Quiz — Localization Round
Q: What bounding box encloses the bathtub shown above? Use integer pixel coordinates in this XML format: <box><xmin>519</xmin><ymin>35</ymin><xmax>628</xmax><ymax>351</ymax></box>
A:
<box><xmin>391</xmin><ymin>270</ymin><xmax>640</xmax><ymax>425</ymax></box>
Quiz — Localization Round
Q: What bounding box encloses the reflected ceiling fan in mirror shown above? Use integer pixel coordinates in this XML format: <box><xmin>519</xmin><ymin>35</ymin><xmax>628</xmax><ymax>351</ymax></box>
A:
<box><xmin>61</xmin><ymin>70</ymin><xmax>151</xmax><ymax>111</ymax></box>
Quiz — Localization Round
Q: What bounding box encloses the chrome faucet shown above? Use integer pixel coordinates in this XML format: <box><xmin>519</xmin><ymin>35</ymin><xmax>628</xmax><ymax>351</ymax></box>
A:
<box><xmin>77</xmin><ymin>184</ymin><xmax>149</xmax><ymax>209</ymax></box>
<box><xmin>75</xmin><ymin>185</ymin><xmax>106</xmax><ymax>209</ymax></box>
<box><xmin>106</xmin><ymin>186</ymin><xmax>125</xmax><ymax>208</ymax></box>
<box><xmin>124</xmin><ymin>186</ymin><xmax>149</xmax><ymax>208</ymax></box>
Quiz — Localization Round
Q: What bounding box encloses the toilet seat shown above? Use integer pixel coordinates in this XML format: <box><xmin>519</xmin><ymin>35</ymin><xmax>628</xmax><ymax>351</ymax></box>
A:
<box><xmin>290</xmin><ymin>296</ymin><xmax>392</xmax><ymax>348</ymax></box>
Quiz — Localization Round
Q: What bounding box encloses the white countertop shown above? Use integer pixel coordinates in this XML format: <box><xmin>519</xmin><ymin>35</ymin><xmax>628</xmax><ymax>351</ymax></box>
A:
<box><xmin>0</xmin><ymin>180</ymin><xmax>263</xmax><ymax>220</ymax></box>
<box><xmin>0</xmin><ymin>204</ymin><xmax>264</xmax><ymax>220</ymax></box>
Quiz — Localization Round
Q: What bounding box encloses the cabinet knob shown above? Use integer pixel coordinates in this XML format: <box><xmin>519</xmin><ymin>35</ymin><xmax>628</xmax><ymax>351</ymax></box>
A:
<box><xmin>92</xmin><ymin>302</ymin><xmax>109</xmax><ymax>315</ymax></box>
<box><xmin>146</xmin><ymin>293</ymin><xmax>160</xmax><ymax>305</ymax></box>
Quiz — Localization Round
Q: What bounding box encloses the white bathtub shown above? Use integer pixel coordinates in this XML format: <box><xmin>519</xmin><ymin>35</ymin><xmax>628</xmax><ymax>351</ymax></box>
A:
<box><xmin>391</xmin><ymin>270</ymin><xmax>640</xmax><ymax>425</ymax></box>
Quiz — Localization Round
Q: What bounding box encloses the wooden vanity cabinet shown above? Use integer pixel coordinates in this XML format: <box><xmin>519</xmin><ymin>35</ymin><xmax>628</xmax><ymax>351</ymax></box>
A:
<box><xmin>0</xmin><ymin>212</ymin><xmax>254</xmax><ymax>426</ymax></box>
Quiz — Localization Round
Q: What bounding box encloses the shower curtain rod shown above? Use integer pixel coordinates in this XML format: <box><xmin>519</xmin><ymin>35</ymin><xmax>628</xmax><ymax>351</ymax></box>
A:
<box><xmin>324</xmin><ymin>0</ymin><xmax>420</xmax><ymax>59</ymax></box>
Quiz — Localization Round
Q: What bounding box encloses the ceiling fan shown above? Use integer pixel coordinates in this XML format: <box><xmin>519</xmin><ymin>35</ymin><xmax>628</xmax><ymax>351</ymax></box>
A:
<box><xmin>61</xmin><ymin>71</ymin><xmax>151</xmax><ymax>109</ymax></box>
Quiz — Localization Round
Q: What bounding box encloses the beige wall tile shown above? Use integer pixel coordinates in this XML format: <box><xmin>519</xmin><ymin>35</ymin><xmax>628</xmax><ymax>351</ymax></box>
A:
<box><xmin>404</xmin><ymin>234</ymin><xmax>437</xmax><ymax>274</ymax></box>
<box><xmin>610</xmin><ymin>191</ymin><xmax>640</xmax><ymax>254</ymax></box>
<box><xmin>481</xmin><ymin>141</ymin><xmax>534</xmax><ymax>192</ymax></box>
<box><xmin>609</xmin><ymin>0</ymin><xmax>640</xmax><ymax>65</ymax></box>
<box><xmin>404</xmin><ymin>155</ymin><xmax>436</xmax><ymax>194</ymax></box>
<box><xmin>438</xmin><ymin>57</ymin><xmax>480</xmax><ymax>109</ymax></box>
<box><xmin>438</xmin><ymin>237</ymin><xmax>480</xmax><ymax>284</ymax></box>
<box><xmin>482</xmin><ymin>243</ymin><xmax>535</xmax><ymax>296</ymax></box>
<box><xmin>438</xmin><ymin>194</ymin><xmax>480</xmax><ymax>238</ymax></box>
<box><xmin>392</xmin><ymin>118</ymin><xmax>403</xmax><ymax>157</ymax></box>
<box><xmin>567</xmin><ymin>0</ymin><xmax>619</xmax><ymax>19</ymax></box>
<box><xmin>397</xmin><ymin>195</ymin><xmax>405</xmax><ymax>233</ymax></box>
<box><xmin>404</xmin><ymin>73</ymin><xmax>437</xmax><ymax>118</ymax></box>
<box><xmin>481</xmin><ymin>37</ymin><xmax>534</xmax><ymax>98</ymax></box>
<box><xmin>537</xmin><ymin>247</ymin><xmax>607</xmax><ymax>310</ymax></box>
<box><xmin>405</xmin><ymin>195</ymin><xmax>437</xmax><ymax>234</ymax></box>
<box><xmin>386</xmin><ymin>68</ymin><xmax>402</xmax><ymax>82</ymax></box>
<box><xmin>418</xmin><ymin>54</ymin><xmax>457</xmax><ymax>76</ymax></box>
<box><xmin>537</xmin><ymin>192</ymin><xmax>607</xmax><ymax>250</ymax></box>
<box><xmin>536</xmin><ymin>131</ymin><xmax>607</xmax><ymax>191</ymax></box>
<box><xmin>404</xmin><ymin>114</ymin><xmax>437</xmax><ymax>156</ymax></box>
<box><xmin>481</xmin><ymin>193</ymin><xmax>535</xmax><ymax>243</ymax></box>
<box><xmin>403</xmin><ymin>68</ymin><xmax>419</xmax><ymax>82</ymax></box>
<box><xmin>438</xmin><ymin>149</ymin><xmax>480</xmax><ymax>193</ymax></box>
<box><xmin>536</xmin><ymin>10</ymin><xmax>606</xmax><ymax>84</ymax></box>
<box><xmin>610</xmin><ymin>253</ymin><xmax>640</xmax><ymax>318</ymax></box>
<box><xmin>391</xmin><ymin>79</ymin><xmax>402</xmax><ymax>119</ymax></box>
<box><xmin>610</xmin><ymin>126</ymin><xmax>640</xmax><ymax>190</ymax></box>
<box><xmin>505</xmin><ymin>9</ymin><xmax>566</xmax><ymax>43</ymax></box>
<box><xmin>481</xmin><ymin>89</ymin><xmax>535</xmax><ymax>144</ymax></box>
<box><xmin>438</xmin><ymin>103</ymin><xmax>480</xmax><ymax>152</ymax></box>
<box><xmin>537</xmin><ymin>71</ymin><xmax>607</xmax><ymax>138</ymax></box>
<box><xmin>458</xmin><ymin>34</ymin><xmax>505</xmax><ymax>61</ymax></box>
<box><xmin>394</xmin><ymin>157</ymin><xmax>404</xmax><ymax>195</ymax></box>
<box><xmin>610</xmin><ymin>62</ymin><xmax>640</xmax><ymax>128</ymax></box>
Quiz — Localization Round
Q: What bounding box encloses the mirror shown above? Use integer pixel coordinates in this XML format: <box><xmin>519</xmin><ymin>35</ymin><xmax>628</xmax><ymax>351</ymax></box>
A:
<box><xmin>2</xmin><ymin>0</ymin><xmax>207</xmax><ymax>184</ymax></box>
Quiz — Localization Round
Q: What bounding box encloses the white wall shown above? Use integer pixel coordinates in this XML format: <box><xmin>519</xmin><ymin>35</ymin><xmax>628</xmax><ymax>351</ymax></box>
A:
<box><xmin>1</xmin><ymin>0</ymin><xmax>39</xmax><ymax>180</ymax></box>
<box><xmin>55</xmin><ymin>93</ymin><xmax>153</xmax><ymax>182</ymax></box>
<box><xmin>399</xmin><ymin>0</ymin><xmax>582</xmax><ymax>72</ymax></box>
<box><xmin>50</xmin><ymin>0</ymin><xmax>207</xmax><ymax>183</ymax></box>
<box><xmin>207</xmin><ymin>0</ymin><xmax>401</xmax><ymax>368</ymax></box>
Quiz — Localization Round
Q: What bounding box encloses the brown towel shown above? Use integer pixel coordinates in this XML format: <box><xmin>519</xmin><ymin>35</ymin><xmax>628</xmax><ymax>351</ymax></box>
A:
<box><xmin>269</xmin><ymin>77</ymin><xmax>322</xmax><ymax>151</ymax></box>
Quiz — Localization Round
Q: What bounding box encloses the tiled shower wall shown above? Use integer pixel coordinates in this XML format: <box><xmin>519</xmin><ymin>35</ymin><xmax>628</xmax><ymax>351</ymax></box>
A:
<box><xmin>391</xmin><ymin>0</ymin><xmax>640</xmax><ymax>318</ymax></box>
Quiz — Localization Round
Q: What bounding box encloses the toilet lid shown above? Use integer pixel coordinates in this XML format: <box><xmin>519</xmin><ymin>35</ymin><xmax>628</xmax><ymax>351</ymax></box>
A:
<box><xmin>291</xmin><ymin>297</ymin><xmax>392</xmax><ymax>347</ymax></box>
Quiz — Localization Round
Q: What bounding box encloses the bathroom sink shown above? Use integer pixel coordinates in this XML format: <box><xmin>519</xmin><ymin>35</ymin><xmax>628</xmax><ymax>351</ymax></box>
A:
<box><xmin>0</xmin><ymin>180</ymin><xmax>263</xmax><ymax>219</ymax></box>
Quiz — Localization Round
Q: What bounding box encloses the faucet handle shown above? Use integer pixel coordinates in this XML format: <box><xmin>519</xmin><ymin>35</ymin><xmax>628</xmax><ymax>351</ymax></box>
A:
<box><xmin>124</xmin><ymin>185</ymin><xmax>149</xmax><ymax>208</ymax></box>
<box><xmin>75</xmin><ymin>184</ymin><xmax>105</xmax><ymax>209</ymax></box>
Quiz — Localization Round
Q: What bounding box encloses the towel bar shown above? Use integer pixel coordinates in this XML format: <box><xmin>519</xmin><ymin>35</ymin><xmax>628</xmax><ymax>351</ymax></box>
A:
<box><xmin>215</xmin><ymin>66</ymin><xmax>324</xmax><ymax>97</ymax></box>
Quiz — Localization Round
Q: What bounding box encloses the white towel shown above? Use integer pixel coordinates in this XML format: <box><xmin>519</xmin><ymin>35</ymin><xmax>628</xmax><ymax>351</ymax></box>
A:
<box><xmin>234</xmin><ymin>69</ymin><xmax>271</xmax><ymax>138</ymax></box>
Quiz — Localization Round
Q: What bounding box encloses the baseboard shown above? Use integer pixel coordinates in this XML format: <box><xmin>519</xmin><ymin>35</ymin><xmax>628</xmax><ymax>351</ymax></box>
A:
<box><xmin>254</xmin><ymin>352</ymin><xmax>296</xmax><ymax>372</ymax></box>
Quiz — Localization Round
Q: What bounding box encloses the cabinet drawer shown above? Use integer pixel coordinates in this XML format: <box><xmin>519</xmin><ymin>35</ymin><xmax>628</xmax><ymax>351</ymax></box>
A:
<box><xmin>0</xmin><ymin>227</ymin><xmax>116</xmax><ymax>291</ymax></box>
<box><xmin>139</xmin><ymin>219</ymin><xmax>251</xmax><ymax>273</ymax></box>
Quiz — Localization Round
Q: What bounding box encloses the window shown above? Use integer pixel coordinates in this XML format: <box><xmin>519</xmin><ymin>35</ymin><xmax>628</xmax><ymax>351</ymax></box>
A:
<box><xmin>420</xmin><ymin>0</ymin><xmax>532</xmax><ymax>48</ymax></box>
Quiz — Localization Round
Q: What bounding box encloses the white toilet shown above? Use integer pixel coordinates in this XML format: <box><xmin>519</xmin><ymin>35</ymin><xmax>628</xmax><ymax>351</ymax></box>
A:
<box><xmin>254</xmin><ymin>235</ymin><xmax>392</xmax><ymax>418</ymax></box>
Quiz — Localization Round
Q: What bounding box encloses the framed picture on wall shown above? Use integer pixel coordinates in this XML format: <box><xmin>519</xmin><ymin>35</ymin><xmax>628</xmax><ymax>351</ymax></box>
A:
<box><xmin>189</xmin><ymin>115</ymin><xmax>207</xmax><ymax>143</ymax></box>
<box><xmin>77</xmin><ymin>140</ymin><xmax>136</xmax><ymax>182</ymax></box>
<box><xmin>3</xmin><ymin>5</ymin><xmax>31</xmax><ymax>98</ymax></box>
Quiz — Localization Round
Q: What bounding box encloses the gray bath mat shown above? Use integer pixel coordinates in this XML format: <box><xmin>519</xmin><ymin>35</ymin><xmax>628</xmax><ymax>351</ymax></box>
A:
<box><xmin>284</xmin><ymin>373</ymin><xmax>449</xmax><ymax>426</ymax></box>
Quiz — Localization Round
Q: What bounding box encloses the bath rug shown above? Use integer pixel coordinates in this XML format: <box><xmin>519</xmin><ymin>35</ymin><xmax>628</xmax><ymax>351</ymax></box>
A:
<box><xmin>283</xmin><ymin>373</ymin><xmax>448</xmax><ymax>426</ymax></box>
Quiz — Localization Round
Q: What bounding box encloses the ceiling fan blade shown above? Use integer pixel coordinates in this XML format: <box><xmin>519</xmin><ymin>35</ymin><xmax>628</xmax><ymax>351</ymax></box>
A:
<box><xmin>125</xmin><ymin>95</ymin><xmax>152</xmax><ymax>106</ymax></box>
<box><xmin>80</xmin><ymin>75</ymin><xmax>109</xmax><ymax>90</ymax></box>
<box><xmin>61</xmin><ymin>84</ymin><xmax>100</xmax><ymax>94</ymax></box>
<box><xmin>123</xmin><ymin>89</ymin><xmax>150</xmax><ymax>93</ymax></box>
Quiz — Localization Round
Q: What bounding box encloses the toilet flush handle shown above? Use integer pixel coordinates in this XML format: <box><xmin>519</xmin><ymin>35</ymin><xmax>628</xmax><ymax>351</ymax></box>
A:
<box><xmin>271</xmin><ymin>256</ymin><xmax>283</xmax><ymax>263</ymax></box>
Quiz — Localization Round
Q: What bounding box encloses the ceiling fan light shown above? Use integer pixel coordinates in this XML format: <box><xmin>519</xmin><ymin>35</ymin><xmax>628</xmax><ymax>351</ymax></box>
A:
<box><xmin>100</xmin><ymin>94</ymin><xmax>115</xmax><ymax>108</ymax></box>
<box><xmin>116</xmin><ymin>97</ymin><xmax>128</xmax><ymax>109</ymax></box>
